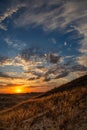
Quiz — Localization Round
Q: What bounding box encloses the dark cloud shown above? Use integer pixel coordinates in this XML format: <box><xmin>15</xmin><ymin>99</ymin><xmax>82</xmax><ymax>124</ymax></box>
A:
<box><xmin>43</xmin><ymin>76</ymin><xmax>51</xmax><ymax>82</ymax></box>
<box><xmin>0</xmin><ymin>51</ymin><xmax>86</xmax><ymax>83</ymax></box>
<box><xmin>0</xmin><ymin>55</ymin><xmax>8</xmax><ymax>65</ymax></box>
<box><xmin>20</xmin><ymin>47</ymin><xmax>44</xmax><ymax>61</ymax></box>
<box><xmin>42</xmin><ymin>70</ymin><xmax>69</xmax><ymax>82</ymax></box>
<box><xmin>55</xmin><ymin>71</ymin><xmax>69</xmax><ymax>79</ymax></box>
<box><xmin>0</xmin><ymin>83</ymin><xmax>24</xmax><ymax>88</ymax></box>
<box><xmin>5</xmin><ymin>83</ymin><xmax>24</xmax><ymax>87</ymax></box>
<box><xmin>25</xmin><ymin>69</ymin><xmax>43</xmax><ymax>80</ymax></box>
<box><xmin>28</xmin><ymin>76</ymin><xmax>40</xmax><ymax>81</ymax></box>
<box><xmin>20</xmin><ymin>47</ymin><xmax>61</xmax><ymax>65</ymax></box>
<box><xmin>43</xmin><ymin>63</ymin><xmax>87</xmax><ymax>81</ymax></box>
<box><xmin>45</xmin><ymin>65</ymin><xmax>64</xmax><ymax>75</ymax></box>
<box><xmin>36</xmin><ymin>65</ymin><xmax>45</xmax><ymax>70</ymax></box>
<box><xmin>0</xmin><ymin>72</ymin><xmax>10</xmax><ymax>78</ymax></box>
<box><xmin>46</xmin><ymin>53</ymin><xmax>61</xmax><ymax>64</ymax></box>
<box><xmin>71</xmin><ymin>65</ymin><xmax>87</xmax><ymax>71</ymax></box>
<box><xmin>28</xmin><ymin>77</ymin><xmax>36</xmax><ymax>80</ymax></box>
<box><xmin>0</xmin><ymin>71</ymin><xmax>23</xmax><ymax>79</ymax></box>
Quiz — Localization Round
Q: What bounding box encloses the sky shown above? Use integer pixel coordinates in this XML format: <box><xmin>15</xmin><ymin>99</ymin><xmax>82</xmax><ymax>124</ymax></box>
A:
<box><xmin>0</xmin><ymin>0</ymin><xmax>87</xmax><ymax>93</ymax></box>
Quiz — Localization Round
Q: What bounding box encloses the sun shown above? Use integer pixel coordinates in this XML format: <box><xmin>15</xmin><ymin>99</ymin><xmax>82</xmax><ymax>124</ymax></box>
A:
<box><xmin>15</xmin><ymin>87</ymin><xmax>23</xmax><ymax>93</ymax></box>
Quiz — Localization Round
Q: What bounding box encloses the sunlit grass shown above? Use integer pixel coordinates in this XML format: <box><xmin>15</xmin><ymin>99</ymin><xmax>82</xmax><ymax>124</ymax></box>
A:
<box><xmin>0</xmin><ymin>86</ymin><xmax>87</xmax><ymax>130</ymax></box>
<box><xmin>0</xmin><ymin>75</ymin><xmax>87</xmax><ymax>130</ymax></box>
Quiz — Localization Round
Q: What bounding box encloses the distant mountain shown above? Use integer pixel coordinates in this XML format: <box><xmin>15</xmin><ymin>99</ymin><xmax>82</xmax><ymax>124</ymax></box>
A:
<box><xmin>0</xmin><ymin>75</ymin><xmax>87</xmax><ymax>130</ymax></box>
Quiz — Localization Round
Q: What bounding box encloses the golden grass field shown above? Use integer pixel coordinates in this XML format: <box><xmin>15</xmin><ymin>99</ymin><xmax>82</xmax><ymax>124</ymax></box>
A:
<box><xmin>0</xmin><ymin>75</ymin><xmax>87</xmax><ymax>130</ymax></box>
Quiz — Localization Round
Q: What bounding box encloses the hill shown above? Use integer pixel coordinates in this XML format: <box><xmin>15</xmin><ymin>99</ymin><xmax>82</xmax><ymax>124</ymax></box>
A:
<box><xmin>0</xmin><ymin>75</ymin><xmax>87</xmax><ymax>130</ymax></box>
<box><xmin>0</xmin><ymin>92</ymin><xmax>43</xmax><ymax>111</ymax></box>
<box><xmin>37</xmin><ymin>74</ymin><xmax>87</xmax><ymax>98</ymax></box>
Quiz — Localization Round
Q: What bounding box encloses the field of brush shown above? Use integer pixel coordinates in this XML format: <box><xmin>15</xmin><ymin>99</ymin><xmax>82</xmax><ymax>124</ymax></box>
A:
<box><xmin>0</xmin><ymin>75</ymin><xmax>87</xmax><ymax>130</ymax></box>
<box><xmin>0</xmin><ymin>92</ymin><xmax>43</xmax><ymax>111</ymax></box>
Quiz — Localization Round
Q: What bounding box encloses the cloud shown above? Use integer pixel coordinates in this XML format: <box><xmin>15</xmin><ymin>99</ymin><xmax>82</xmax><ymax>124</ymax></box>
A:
<box><xmin>14</xmin><ymin>0</ymin><xmax>87</xmax><ymax>31</ymax></box>
<box><xmin>20</xmin><ymin>47</ymin><xmax>45</xmax><ymax>61</ymax></box>
<box><xmin>13</xmin><ymin>0</ymin><xmax>87</xmax><ymax>67</ymax></box>
<box><xmin>44</xmin><ymin>63</ymin><xmax>87</xmax><ymax>81</ymax></box>
<box><xmin>4</xmin><ymin>37</ymin><xmax>27</xmax><ymax>50</ymax></box>
<box><xmin>73</xmin><ymin>16</ymin><xmax>87</xmax><ymax>67</ymax></box>
<box><xmin>43</xmin><ymin>76</ymin><xmax>51</xmax><ymax>82</ymax></box>
<box><xmin>0</xmin><ymin>47</ymin><xmax>65</xmax><ymax>82</ymax></box>
<box><xmin>0</xmin><ymin>46</ymin><xmax>86</xmax><ymax>85</ymax></box>
<box><xmin>71</xmin><ymin>64</ymin><xmax>87</xmax><ymax>71</ymax></box>
<box><xmin>0</xmin><ymin>0</ymin><xmax>87</xmax><ymax>91</ymax></box>
<box><xmin>55</xmin><ymin>71</ymin><xmax>69</xmax><ymax>79</ymax></box>
<box><xmin>45</xmin><ymin>53</ymin><xmax>61</xmax><ymax>64</ymax></box>
<box><xmin>0</xmin><ymin>0</ymin><xmax>87</xmax><ymax>68</ymax></box>
<box><xmin>0</xmin><ymin>72</ymin><xmax>11</xmax><ymax>78</ymax></box>
<box><xmin>77</xmin><ymin>55</ymin><xmax>87</xmax><ymax>68</ymax></box>
<box><xmin>51</xmin><ymin>38</ymin><xmax>57</xmax><ymax>44</ymax></box>
<box><xmin>14</xmin><ymin>0</ymin><xmax>64</xmax><ymax>30</ymax></box>
<box><xmin>0</xmin><ymin>71</ymin><xmax>24</xmax><ymax>79</ymax></box>
<box><xmin>0</xmin><ymin>55</ymin><xmax>9</xmax><ymax>65</ymax></box>
<box><xmin>0</xmin><ymin>24</ymin><xmax>7</xmax><ymax>31</ymax></box>
<box><xmin>0</xmin><ymin>0</ymin><xmax>26</xmax><ymax>30</ymax></box>
<box><xmin>64</xmin><ymin>42</ymin><xmax>67</xmax><ymax>46</ymax></box>
<box><xmin>0</xmin><ymin>54</ymin><xmax>18</xmax><ymax>66</ymax></box>
<box><xmin>0</xmin><ymin>83</ymin><xmax>24</xmax><ymax>89</ymax></box>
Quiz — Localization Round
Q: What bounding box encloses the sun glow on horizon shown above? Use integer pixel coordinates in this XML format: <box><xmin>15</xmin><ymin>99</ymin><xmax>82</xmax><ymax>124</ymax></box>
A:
<box><xmin>15</xmin><ymin>87</ymin><xmax>23</xmax><ymax>93</ymax></box>
<box><xmin>0</xmin><ymin>84</ymin><xmax>50</xmax><ymax>94</ymax></box>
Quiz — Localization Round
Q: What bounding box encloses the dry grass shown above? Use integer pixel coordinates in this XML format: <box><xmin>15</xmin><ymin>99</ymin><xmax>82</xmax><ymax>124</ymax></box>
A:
<box><xmin>0</xmin><ymin>75</ymin><xmax>87</xmax><ymax>130</ymax></box>
<box><xmin>0</xmin><ymin>93</ymin><xmax>42</xmax><ymax>111</ymax></box>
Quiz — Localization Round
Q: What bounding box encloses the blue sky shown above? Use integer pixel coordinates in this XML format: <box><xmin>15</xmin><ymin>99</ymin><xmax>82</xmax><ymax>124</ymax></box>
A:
<box><xmin>0</xmin><ymin>0</ymin><xmax>87</xmax><ymax>93</ymax></box>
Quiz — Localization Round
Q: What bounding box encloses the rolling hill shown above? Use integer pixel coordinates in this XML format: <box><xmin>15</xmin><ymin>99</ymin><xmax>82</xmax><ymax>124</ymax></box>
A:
<box><xmin>0</xmin><ymin>92</ymin><xmax>43</xmax><ymax>111</ymax></box>
<box><xmin>0</xmin><ymin>75</ymin><xmax>87</xmax><ymax>130</ymax></box>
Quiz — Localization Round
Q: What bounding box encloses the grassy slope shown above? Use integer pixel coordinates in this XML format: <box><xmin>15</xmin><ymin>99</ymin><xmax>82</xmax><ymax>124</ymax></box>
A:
<box><xmin>0</xmin><ymin>75</ymin><xmax>87</xmax><ymax>130</ymax></box>
<box><xmin>0</xmin><ymin>92</ymin><xmax>43</xmax><ymax>111</ymax></box>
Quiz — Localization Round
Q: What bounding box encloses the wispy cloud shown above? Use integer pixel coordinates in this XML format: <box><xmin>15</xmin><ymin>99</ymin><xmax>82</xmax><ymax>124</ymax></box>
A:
<box><xmin>0</xmin><ymin>0</ymin><xmax>87</xmax><ymax>67</ymax></box>
<box><xmin>0</xmin><ymin>1</ymin><xmax>25</xmax><ymax>30</ymax></box>
<box><xmin>14</xmin><ymin>0</ymin><xmax>87</xmax><ymax>31</ymax></box>
<box><xmin>0</xmin><ymin>46</ymin><xmax>86</xmax><ymax>86</ymax></box>
<box><xmin>77</xmin><ymin>55</ymin><xmax>87</xmax><ymax>68</ymax></box>
<box><xmin>13</xmin><ymin>0</ymin><xmax>87</xmax><ymax>67</ymax></box>
<box><xmin>0</xmin><ymin>24</ymin><xmax>7</xmax><ymax>31</ymax></box>
<box><xmin>51</xmin><ymin>38</ymin><xmax>57</xmax><ymax>44</ymax></box>
<box><xmin>0</xmin><ymin>55</ymin><xmax>8</xmax><ymax>65</ymax></box>
<box><xmin>0</xmin><ymin>71</ymin><xmax>24</xmax><ymax>80</ymax></box>
<box><xmin>14</xmin><ymin>0</ymin><xmax>64</xmax><ymax>30</ymax></box>
<box><xmin>0</xmin><ymin>71</ymin><xmax>11</xmax><ymax>78</ymax></box>
<box><xmin>4</xmin><ymin>37</ymin><xmax>27</xmax><ymax>50</ymax></box>
<box><xmin>0</xmin><ymin>0</ymin><xmax>87</xmax><ymax>92</ymax></box>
